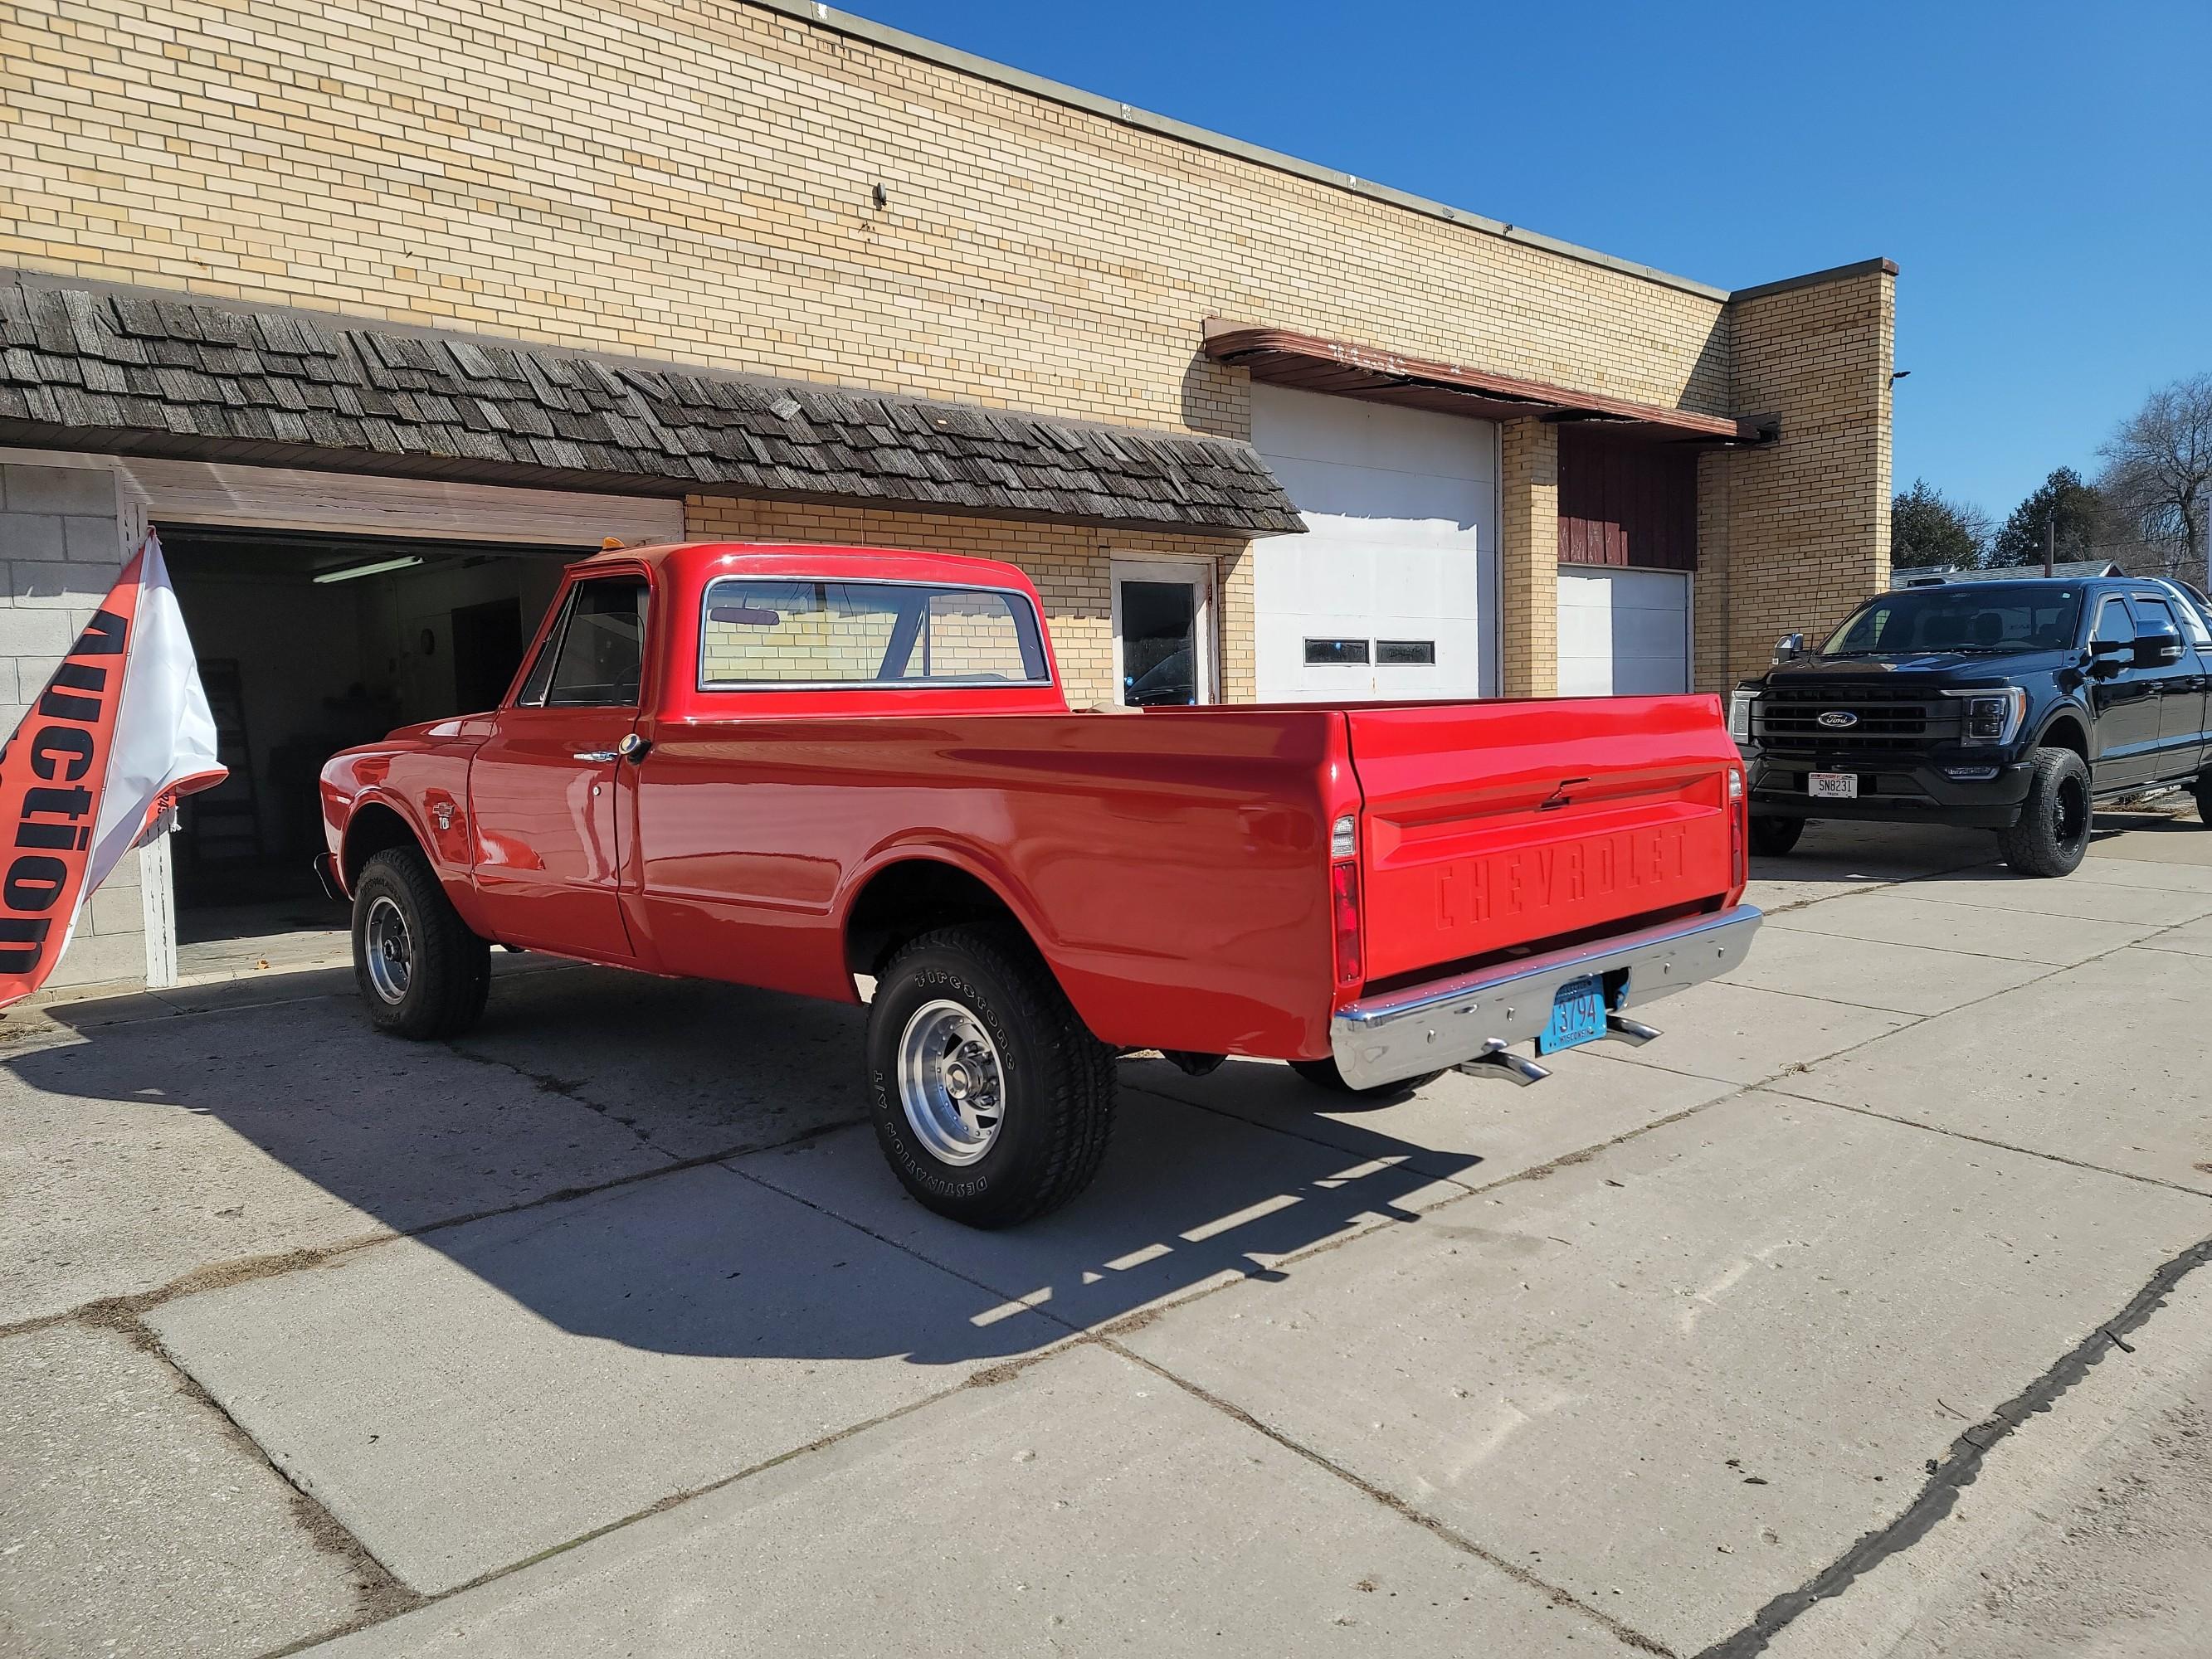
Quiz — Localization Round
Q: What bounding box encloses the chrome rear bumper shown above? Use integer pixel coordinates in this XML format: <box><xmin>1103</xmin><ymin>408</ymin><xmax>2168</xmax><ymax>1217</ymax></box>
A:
<box><xmin>1329</xmin><ymin>905</ymin><xmax>1763</xmax><ymax>1090</ymax></box>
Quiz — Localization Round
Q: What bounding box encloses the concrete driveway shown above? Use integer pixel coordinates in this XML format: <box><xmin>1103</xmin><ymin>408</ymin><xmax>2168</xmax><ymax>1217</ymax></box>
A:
<box><xmin>3</xmin><ymin>815</ymin><xmax>2210</xmax><ymax>1657</ymax></box>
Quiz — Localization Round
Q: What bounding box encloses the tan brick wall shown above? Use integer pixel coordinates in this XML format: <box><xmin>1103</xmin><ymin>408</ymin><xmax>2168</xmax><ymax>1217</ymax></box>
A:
<box><xmin>0</xmin><ymin>0</ymin><xmax>1730</xmax><ymax>436</ymax></box>
<box><xmin>2</xmin><ymin>0</ymin><xmax>1892</xmax><ymax>711</ymax></box>
<box><xmin>1697</xmin><ymin>269</ymin><xmax>1895</xmax><ymax>690</ymax></box>
<box><xmin>1498</xmin><ymin>421</ymin><xmax>1559</xmax><ymax>698</ymax></box>
<box><xmin>681</xmin><ymin>496</ymin><xmax>1235</xmax><ymax>708</ymax></box>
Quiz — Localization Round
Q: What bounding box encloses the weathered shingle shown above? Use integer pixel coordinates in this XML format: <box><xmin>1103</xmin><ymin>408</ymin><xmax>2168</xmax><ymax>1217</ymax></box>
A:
<box><xmin>0</xmin><ymin>281</ymin><xmax>1303</xmax><ymax>534</ymax></box>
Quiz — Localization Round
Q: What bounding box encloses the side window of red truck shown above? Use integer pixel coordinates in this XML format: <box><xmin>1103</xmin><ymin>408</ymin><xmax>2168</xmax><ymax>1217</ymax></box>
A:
<box><xmin>517</xmin><ymin>577</ymin><xmax>650</xmax><ymax>707</ymax></box>
<box><xmin>698</xmin><ymin>578</ymin><xmax>1047</xmax><ymax>688</ymax></box>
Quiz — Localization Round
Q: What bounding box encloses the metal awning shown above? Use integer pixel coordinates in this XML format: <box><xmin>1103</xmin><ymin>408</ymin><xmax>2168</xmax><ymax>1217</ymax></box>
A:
<box><xmin>1202</xmin><ymin>320</ymin><xmax>1774</xmax><ymax>445</ymax></box>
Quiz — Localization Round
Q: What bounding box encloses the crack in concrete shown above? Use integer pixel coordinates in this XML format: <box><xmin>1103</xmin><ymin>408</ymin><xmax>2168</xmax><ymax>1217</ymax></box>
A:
<box><xmin>1693</xmin><ymin>1233</ymin><xmax>2212</xmax><ymax>1659</ymax></box>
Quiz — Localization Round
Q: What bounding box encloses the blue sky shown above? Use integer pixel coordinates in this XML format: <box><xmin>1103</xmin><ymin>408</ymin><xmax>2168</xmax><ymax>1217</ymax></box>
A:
<box><xmin>841</xmin><ymin>0</ymin><xmax>2210</xmax><ymax>528</ymax></box>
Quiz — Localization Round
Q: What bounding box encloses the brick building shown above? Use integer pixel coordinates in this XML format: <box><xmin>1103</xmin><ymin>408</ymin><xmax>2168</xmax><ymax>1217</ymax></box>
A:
<box><xmin>0</xmin><ymin>0</ymin><xmax>1893</xmax><ymax>988</ymax></box>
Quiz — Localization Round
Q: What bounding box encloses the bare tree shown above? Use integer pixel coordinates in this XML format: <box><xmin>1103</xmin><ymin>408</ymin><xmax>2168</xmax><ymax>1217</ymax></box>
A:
<box><xmin>2098</xmin><ymin>373</ymin><xmax>2212</xmax><ymax>588</ymax></box>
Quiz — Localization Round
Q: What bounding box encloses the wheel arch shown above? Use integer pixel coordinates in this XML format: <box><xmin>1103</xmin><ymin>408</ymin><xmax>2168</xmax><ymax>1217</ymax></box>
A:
<box><xmin>840</xmin><ymin>852</ymin><xmax>1049</xmax><ymax>980</ymax></box>
<box><xmin>339</xmin><ymin>797</ymin><xmax>427</xmax><ymax>888</ymax></box>
<box><xmin>2035</xmin><ymin>706</ymin><xmax>2092</xmax><ymax>759</ymax></box>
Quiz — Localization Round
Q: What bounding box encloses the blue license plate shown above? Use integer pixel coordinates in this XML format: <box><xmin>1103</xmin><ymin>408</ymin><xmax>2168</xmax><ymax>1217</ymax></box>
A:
<box><xmin>1537</xmin><ymin>976</ymin><xmax>1605</xmax><ymax>1054</ymax></box>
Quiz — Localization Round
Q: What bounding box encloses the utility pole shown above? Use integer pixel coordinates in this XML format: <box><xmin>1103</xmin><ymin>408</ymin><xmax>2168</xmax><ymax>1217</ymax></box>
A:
<box><xmin>2044</xmin><ymin>510</ymin><xmax>2055</xmax><ymax>579</ymax></box>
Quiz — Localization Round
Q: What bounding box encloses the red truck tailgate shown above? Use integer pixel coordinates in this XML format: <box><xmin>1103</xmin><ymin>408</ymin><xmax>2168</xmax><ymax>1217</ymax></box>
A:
<box><xmin>1347</xmin><ymin>698</ymin><xmax>1741</xmax><ymax>985</ymax></box>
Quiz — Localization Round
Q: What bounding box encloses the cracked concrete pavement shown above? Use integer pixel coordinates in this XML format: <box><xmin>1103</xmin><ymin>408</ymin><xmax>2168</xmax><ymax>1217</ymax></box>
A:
<box><xmin>2</xmin><ymin>815</ymin><xmax>2209</xmax><ymax>1657</ymax></box>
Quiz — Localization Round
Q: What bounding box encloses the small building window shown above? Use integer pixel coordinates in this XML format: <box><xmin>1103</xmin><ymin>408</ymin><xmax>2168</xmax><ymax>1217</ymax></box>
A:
<box><xmin>1376</xmin><ymin>640</ymin><xmax>1436</xmax><ymax>665</ymax></box>
<box><xmin>1303</xmin><ymin>638</ymin><xmax>1370</xmax><ymax>665</ymax></box>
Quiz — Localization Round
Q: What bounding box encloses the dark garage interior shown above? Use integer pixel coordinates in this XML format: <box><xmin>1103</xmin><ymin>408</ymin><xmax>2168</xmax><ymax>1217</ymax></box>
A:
<box><xmin>159</xmin><ymin>525</ymin><xmax>585</xmax><ymax>965</ymax></box>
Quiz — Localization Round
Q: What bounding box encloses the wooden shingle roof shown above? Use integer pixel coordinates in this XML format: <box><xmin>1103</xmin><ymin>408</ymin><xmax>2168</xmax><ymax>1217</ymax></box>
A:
<box><xmin>0</xmin><ymin>280</ymin><xmax>1303</xmax><ymax>537</ymax></box>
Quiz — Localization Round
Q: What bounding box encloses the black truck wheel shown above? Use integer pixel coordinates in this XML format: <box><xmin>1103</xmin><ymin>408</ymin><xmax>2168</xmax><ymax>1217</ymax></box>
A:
<box><xmin>1995</xmin><ymin>747</ymin><xmax>2093</xmax><ymax>877</ymax></box>
<box><xmin>1748</xmin><ymin>815</ymin><xmax>1805</xmax><ymax>857</ymax></box>
<box><xmin>865</xmin><ymin>923</ymin><xmax>1117</xmax><ymax>1228</ymax></box>
<box><xmin>1289</xmin><ymin>1057</ymin><xmax>1443</xmax><ymax>1097</ymax></box>
<box><xmin>352</xmin><ymin>846</ymin><xmax>492</xmax><ymax>1039</ymax></box>
<box><xmin>2194</xmin><ymin>767</ymin><xmax>2212</xmax><ymax>827</ymax></box>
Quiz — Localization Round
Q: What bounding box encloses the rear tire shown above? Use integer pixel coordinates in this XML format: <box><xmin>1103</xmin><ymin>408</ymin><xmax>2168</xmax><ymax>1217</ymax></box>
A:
<box><xmin>1995</xmin><ymin>747</ymin><xmax>2093</xmax><ymax>877</ymax></box>
<box><xmin>1748</xmin><ymin>815</ymin><xmax>1805</xmax><ymax>857</ymax></box>
<box><xmin>352</xmin><ymin>846</ymin><xmax>491</xmax><ymax>1039</ymax></box>
<box><xmin>1289</xmin><ymin>1056</ymin><xmax>1443</xmax><ymax>1096</ymax></box>
<box><xmin>865</xmin><ymin>923</ymin><xmax>1117</xmax><ymax>1228</ymax></box>
<box><xmin>2194</xmin><ymin>767</ymin><xmax>2212</xmax><ymax>827</ymax></box>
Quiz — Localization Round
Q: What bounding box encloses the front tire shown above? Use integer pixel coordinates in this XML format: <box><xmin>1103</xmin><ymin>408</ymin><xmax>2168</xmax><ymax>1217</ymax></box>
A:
<box><xmin>1995</xmin><ymin>747</ymin><xmax>2093</xmax><ymax>877</ymax></box>
<box><xmin>865</xmin><ymin>924</ymin><xmax>1117</xmax><ymax>1228</ymax></box>
<box><xmin>352</xmin><ymin>846</ymin><xmax>491</xmax><ymax>1039</ymax></box>
<box><xmin>1749</xmin><ymin>815</ymin><xmax>1805</xmax><ymax>857</ymax></box>
<box><xmin>2194</xmin><ymin>767</ymin><xmax>2212</xmax><ymax>827</ymax></box>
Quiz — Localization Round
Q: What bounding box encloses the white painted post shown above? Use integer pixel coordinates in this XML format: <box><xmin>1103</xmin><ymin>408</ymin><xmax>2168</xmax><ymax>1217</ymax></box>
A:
<box><xmin>139</xmin><ymin>828</ymin><xmax>179</xmax><ymax>989</ymax></box>
<box><xmin>114</xmin><ymin>484</ymin><xmax>182</xmax><ymax>990</ymax></box>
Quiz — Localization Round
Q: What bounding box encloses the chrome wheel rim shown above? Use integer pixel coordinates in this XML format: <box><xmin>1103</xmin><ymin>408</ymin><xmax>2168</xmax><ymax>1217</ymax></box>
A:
<box><xmin>363</xmin><ymin>895</ymin><xmax>413</xmax><ymax>1005</ymax></box>
<box><xmin>896</xmin><ymin>1000</ymin><xmax>1005</xmax><ymax>1165</ymax></box>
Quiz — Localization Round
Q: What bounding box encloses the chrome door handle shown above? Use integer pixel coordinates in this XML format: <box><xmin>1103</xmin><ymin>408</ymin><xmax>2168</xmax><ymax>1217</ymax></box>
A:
<box><xmin>572</xmin><ymin>749</ymin><xmax>618</xmax><ymax>763</ymax></box>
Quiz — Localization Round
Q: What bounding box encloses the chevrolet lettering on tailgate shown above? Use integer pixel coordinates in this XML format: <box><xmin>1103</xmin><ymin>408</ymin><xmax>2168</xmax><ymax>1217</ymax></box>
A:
<box><xmin>1436</xmin><ymin>822</ymin><xmax>1693</xmax><ymax>931</ymax></box>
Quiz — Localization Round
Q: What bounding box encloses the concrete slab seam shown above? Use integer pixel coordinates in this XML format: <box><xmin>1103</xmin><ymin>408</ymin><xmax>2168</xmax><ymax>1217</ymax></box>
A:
<box><xmin>1101</xmin><ymin>1337</ymin><xmax>1674</xmax><ymax>1656</ymax></box>
<box><xmin>251</xmin><ymin>1361</ymin><xmax>1054</xmax><ymax>1658</ymax></box>
<box><xmin>0</xmin><ymin>1118</ymin><xmax>870</xmax><ymax>1341</ymax></box>
<box><xmin>1693</xmin><ymin>1232</ymin><xmax>2212</xmax><ymax>1659</ymax></box>
<box><xmin>1765</xmin><ymin>1092</ymin><xmax>2212</xmax><ymax>1202</ymax></box>
<box><xmin>78</xmin><ymin>1298</ymin><xmax>421</xmax><ymax>1634</ymax></box>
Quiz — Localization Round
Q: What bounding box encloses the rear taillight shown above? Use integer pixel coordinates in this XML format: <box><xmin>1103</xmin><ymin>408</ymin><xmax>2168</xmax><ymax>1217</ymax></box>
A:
<box><xmin>1330</xmin><ymin>858</ymin><xmax>1362</xmax><ymax>986</ymax></box>
<box><xmin>1729</xmin><ymin>768</ymin><xmax>1746</xmax><ymax>886</ymax></box>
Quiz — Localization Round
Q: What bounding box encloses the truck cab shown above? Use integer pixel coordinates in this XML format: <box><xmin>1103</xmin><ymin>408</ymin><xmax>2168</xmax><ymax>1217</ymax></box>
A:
<box><xmin>1732</xmin><ymin>575</ymin><xmax>2212</xmax><ymax>875</ymax></box>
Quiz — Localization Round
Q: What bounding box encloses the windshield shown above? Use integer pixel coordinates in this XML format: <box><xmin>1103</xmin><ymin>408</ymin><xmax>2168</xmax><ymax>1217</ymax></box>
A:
<box><xmin>1820</xmin><ymin>585</ymin><xmax>2085</xmax><ymax>656</ymax></box>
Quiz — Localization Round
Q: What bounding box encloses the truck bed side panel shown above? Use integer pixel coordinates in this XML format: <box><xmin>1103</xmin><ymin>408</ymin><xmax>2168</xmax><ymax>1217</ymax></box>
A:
<box><xmin>632</xmin><ymin>710</ymin><xmax>1347</xmax><ymax>1057</ymax></box>
<box><xmin>1347</xmin><ymin>697</ymin><xmax>1742</xmax><ymax>985</ymax></box>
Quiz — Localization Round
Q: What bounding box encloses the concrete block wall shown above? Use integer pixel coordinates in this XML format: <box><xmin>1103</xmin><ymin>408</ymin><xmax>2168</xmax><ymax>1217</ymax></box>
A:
<box><xmin>0</xmin><ymin>460</ymin><xmax>145</xmax><ymax>989</ymax></box>
<box><xmin>1698</xmin><ymin>267</ymin><xmax>1896</xmax><ymax>690</ymax></box>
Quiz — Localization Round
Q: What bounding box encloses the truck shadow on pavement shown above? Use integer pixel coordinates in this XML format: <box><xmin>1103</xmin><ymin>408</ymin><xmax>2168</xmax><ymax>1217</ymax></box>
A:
<box><xmin>10</xmin><ymin>961</ymin><xmax>1482</xmax><ymax>1369</ymax></box>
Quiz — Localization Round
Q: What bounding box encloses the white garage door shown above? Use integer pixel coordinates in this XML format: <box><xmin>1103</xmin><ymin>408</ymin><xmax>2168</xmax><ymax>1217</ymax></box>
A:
<box><xmin>1557</xmin><ymin>567</ymin><xmax>1691</xmax><ymax>696</ymax></box>
<box><xmin>1249</xmin><ymin>385</ymin><xmax>1498</xmax><ymax>702</ymax></box>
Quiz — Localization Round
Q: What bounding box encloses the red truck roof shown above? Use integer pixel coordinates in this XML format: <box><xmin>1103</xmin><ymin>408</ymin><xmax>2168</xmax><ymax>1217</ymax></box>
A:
<box><xmin>573</xmin><ymin>540</ymin><xmax>1045</xmax><ymax>600</ymax></box>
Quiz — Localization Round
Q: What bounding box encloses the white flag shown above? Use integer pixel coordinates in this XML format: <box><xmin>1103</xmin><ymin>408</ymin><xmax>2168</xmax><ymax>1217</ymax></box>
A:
<box><xmin>0</xmin><ymin>532</ymin><xmax>226</xmax><ymax>1004</ymax></box>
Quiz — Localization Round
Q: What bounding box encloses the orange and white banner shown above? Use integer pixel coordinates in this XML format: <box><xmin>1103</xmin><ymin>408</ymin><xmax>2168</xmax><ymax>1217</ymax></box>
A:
<box><xmin>0</xmin><ymin>533</ymin><xmax>226</xmax><ymax>1005</ymax></box>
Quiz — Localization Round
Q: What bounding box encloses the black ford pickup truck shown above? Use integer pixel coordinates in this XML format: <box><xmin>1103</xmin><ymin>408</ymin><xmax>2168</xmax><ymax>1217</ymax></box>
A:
<box><xmin>1731</xmin><ymin>575</ymin><xmax>2212</xmax><ymax>877</ymax></box>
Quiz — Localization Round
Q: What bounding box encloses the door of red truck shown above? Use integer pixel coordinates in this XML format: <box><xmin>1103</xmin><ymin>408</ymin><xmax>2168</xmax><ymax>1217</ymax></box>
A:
<box><xmin>465</xmin><ymin>571</ymin><xmax>647</xmax><ymax>960</ymax></box>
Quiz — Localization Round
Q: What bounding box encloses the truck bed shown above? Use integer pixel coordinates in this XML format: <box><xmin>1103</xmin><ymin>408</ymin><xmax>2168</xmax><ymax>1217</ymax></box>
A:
<box><xmin>631</xmin><ymin>694</ymin><xmax>1744</xmax><ymax>1061</ymax></box>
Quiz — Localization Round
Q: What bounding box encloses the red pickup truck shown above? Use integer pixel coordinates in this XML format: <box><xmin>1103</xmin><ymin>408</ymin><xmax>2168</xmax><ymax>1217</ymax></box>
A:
<box><xmin>320</xmin><ymin>542</ymin><xmax>1760</xmax><ymax>1225</ymax></box>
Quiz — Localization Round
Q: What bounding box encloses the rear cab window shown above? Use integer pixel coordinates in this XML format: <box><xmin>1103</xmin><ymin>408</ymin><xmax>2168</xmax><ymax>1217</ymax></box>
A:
<box><xmin>699</xmin><ymin>578</ymin><xmax>1049</xmax><ymax>688</ymax></box>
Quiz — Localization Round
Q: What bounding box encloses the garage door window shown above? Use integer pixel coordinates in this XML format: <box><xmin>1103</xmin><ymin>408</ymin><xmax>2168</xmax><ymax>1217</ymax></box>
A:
<box><xmin>1303</xmin><ymin>638</ymin><xmax>1369</xmax><ymax>665</ymax></box>
<box><xmin>1376</xmin><ymin>640</ymin><xmax>1435</xmax><ymax>665</ymax></box>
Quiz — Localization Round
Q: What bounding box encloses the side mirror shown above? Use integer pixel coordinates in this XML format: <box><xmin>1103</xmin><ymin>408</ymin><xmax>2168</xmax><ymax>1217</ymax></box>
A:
<box><xmin>1772</xmin><ymin>632</ymin><xmax>1807</xmax><ymax>665</ymax></box>
<box><xmin>2135</xmin><ymin>634</ymin><xmax>2185</xmax><ymax>669</ymax></box>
